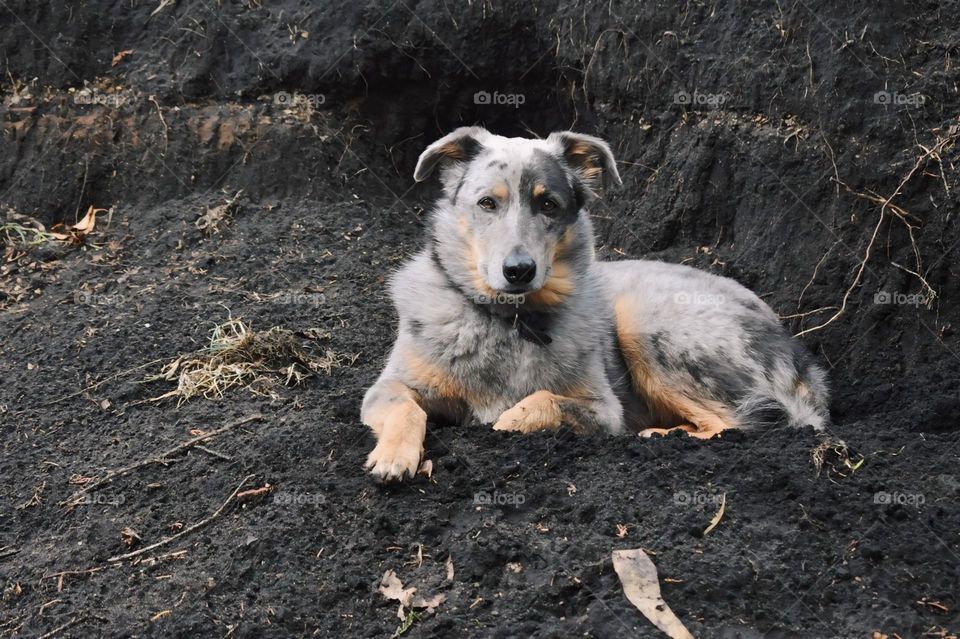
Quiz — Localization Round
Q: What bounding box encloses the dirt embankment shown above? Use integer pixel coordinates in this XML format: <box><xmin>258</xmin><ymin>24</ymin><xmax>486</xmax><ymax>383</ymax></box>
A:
<box><xmin>1</xmin><ymin>1</ymin><xmax>958</xmax><ymax>637</ymax></box>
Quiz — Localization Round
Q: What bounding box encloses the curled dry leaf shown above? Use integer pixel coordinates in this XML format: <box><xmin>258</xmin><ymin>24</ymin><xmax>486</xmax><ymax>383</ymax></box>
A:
<box><xmin>50</xmin><ymin>206</ymin><xmax>106</xmax><ymax>244</ymax></box>
<box><xmin>612</xmin><ymin>548</ymin><xmax>694</xmax><ymax>639</ymax></box>
<box><xmin>120</xmin><ymin>527</ymin><xmax>141</xmax><ymax>547</ymax></box>
<box><xmin>112</xmin><ymin>49</ymin><xmax>135</xmax><ymax>66</ymax></box>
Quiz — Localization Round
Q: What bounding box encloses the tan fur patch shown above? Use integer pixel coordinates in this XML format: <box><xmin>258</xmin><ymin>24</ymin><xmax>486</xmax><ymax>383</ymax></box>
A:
<box><xmin>438</xmin><ymin>140</ymin><xmax>467</xmax><ymax>161</ymax></box>
<box><xmin>458</xmin><ymin>216</ymin><xmax>498</xmax><ymax>298</ymax></box>
<box><xmin>492</xmin><ymin>183</ymin><xmax>508</xmax><ymax>201</ymax></box>
<box><xmin>527</xmin><ymin>227</ymin><xmax>578</xmax><ymax>306</ymax></box>
<box><xmin>362</xmin><ymin>380</ymin><xmax>421</xmax><ymax>434</ymax></box>
<box><xmin>527</xmin><ymin>261</ymin><xmax>575</xmax><ymax>306</ymax></box>
<box><xmin>401</xmin><ymin>347</ymin><xmax>495</xmax><ymax>410</ymax></box>
<box><xmin>568</xmin><ymin>140</ymin><xmax>597</xmax><ymax>164</ymax></box>
<box><xmin>614</xmin><ymin>297</ymin><xmax>736</xmax><ymax>437</ymax></box>
<box><xmin>365</xmin><ymin>394</ymin><xmax>427</xmax><ymax>479</ymax></box>
<box><xmin>402</xmin><ymin>347</ymin><xmax>464</xmax><ymax>400</ymax></box>
<box><xmin>532</xmin><ymin>183</ymin><xmax>546</xmax><ymax>197</ymax></box>
<box><xmin>493</xmin><ymin>390</ymin><xmax>563</xmax><ymax>433</ymax></box>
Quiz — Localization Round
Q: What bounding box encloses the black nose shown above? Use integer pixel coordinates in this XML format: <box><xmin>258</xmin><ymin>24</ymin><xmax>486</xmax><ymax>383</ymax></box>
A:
<box><xmin>502</xmin><ymin>250</ymin><xmax>537</xmax><ymax>285</ymax></box>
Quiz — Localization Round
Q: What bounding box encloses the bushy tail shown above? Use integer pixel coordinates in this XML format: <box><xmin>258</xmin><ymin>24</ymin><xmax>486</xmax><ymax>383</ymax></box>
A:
<box><xmin>737</xmin><ymin>361</ymin><xmax>830</xmax><ymax>431</ymax></box>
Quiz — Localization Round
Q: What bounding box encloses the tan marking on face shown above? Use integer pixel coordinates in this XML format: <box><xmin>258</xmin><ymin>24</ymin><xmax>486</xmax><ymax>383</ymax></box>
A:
<box><xmin>526</xmin><ymin>261</ymin><xmax>575</xmax><ymax>306</ymax></box>
<box><xmin>532</xmin><ymin>183</ymin><xmax>546</xmax><ymax>197</ymax></box>
<box><xmin>795</xmin><ymin>381</ymin><xmax>810</xmax><ymax>398</ymax></box>
<box><xmin>525</xmin><ymin>227</ymin><xmax>578</xmax><ymax>306</ymax></box>
<box><xmin>492</xmin><ymin>183</ymin><xmax>508</xmax><ymax>201</ymax></box>
<box><xmin>458</xmin><ymin>215</ymin><xmax>498</xmax><ymax>297</ymax></box>
<box><xmin>614</xmin><ymin>297</ymin><xmax>736</xmax><ymax>437</ymax></box>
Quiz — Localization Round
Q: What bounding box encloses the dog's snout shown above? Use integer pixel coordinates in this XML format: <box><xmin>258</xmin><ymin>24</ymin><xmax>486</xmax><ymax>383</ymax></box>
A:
<box><xmin>502</xmin><ymin>249</ymin><xmax>537</xmax><ymax>285</ymax></box>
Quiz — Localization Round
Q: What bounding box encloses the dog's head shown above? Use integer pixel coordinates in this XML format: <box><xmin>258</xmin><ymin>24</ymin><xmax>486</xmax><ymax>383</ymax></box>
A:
<box><xmin>416</xmin><ymin>127</ymin><xmax>621</xmax><ymax>303</ymax></box>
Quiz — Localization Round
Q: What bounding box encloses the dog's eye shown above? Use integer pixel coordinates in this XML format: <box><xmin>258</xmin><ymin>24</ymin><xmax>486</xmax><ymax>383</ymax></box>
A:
<box><xmin>540</xmin><ymin>199</ymin><xmax>558</xmax><ymax>212</ymax></box>
<box><xmin>478</xmin><ymin>197</ymin><xmax>497</xmax><ymax>210</ymax></box>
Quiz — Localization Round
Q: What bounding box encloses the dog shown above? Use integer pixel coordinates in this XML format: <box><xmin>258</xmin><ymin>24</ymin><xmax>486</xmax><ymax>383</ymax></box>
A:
<box><xmin>361</xmin><ymin>126</ymin><xmax>829</xmax><ymax>480</ymax></box>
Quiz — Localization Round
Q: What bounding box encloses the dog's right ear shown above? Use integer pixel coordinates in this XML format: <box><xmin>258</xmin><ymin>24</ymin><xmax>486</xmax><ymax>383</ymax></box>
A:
<box><xmin>414</xmin><ymin>127</ymin><xmax>487</xmax><ymax>182</ymax></box>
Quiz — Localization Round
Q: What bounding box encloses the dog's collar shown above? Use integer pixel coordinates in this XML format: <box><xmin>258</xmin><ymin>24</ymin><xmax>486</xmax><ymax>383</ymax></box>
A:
<box><xmin>429</xmin><ymin>245</ymin><xmax>553</xmax><ymax>346</ymax></box>
<box><xmin>507</xmin><ymin>308</ymin><xmax>553</xmax><ymax>346</ymax></box>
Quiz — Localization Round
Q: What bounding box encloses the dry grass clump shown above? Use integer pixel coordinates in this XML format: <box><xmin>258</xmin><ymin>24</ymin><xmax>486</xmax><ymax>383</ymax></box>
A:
<box><xmin>147</xmin><ymin>318</ymin><xmax>348</xmax><ymax>404</ymax></box>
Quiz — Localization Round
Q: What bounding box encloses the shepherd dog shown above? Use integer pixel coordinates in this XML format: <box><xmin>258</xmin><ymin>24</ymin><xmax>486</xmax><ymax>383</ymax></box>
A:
<box><xmin>361</xmin><ymin>126</ymin><xmax>829</xmax><ymax>480</ymax></box>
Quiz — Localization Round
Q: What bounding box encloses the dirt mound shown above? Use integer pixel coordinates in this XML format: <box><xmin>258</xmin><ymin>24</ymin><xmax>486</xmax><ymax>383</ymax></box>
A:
<box><xmin>1</xmin><ymin>1</ymin><xmax>958</xmax><ymax>636</ymax></box>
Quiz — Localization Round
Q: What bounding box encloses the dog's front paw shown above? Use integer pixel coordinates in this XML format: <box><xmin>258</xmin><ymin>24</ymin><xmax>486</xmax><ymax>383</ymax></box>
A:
<box><xmin>365</xmin><ymin>439</ymin><xmax>423</xmax><ymax>481</ymax></box>
<box><xmin>493</xmin><ymin>391</ymin><xmax>562</xmax><ymax>433</ymax></box>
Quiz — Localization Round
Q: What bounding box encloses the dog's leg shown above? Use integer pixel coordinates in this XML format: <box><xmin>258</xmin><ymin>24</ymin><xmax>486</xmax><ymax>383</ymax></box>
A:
<box><xmin>361</xmin><ymin>380</ymin><xmax>427</xmax><ymax>480</ymax></box>
<box><xmin>492</xmin><ymin>389</ymin><xmax>621</xmax><ymax>435</ymax></box>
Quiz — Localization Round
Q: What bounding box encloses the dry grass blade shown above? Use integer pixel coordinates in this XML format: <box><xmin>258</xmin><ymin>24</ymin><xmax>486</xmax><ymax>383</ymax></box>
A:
<box><xmin>702</xmin><ymin>493</ymin><xmax>726</xmax><ymax>536</ymax></box>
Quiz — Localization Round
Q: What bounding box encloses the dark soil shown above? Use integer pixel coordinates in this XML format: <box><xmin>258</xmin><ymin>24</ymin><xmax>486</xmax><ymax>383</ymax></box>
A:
<box><xmin>2</xmin><ymin>1</ymin><xmax>959</xmax><ymax>637</ymax></box>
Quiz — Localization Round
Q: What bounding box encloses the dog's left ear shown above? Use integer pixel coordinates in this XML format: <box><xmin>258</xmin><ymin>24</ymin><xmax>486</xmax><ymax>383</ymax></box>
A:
<box><xmin>548</xmin><ymin>131</ymin><xmax>622</xmax><ymax>195</ymax></box>
<box><xmin>414</xmin><ymin>126</ymin><xmax>487</xmax><ymax>182</ymax></box>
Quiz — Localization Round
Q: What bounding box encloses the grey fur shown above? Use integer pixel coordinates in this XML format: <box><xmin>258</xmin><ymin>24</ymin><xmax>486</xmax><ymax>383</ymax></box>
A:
<box><xmin>362</xmin><ymin>128</ymin><xmax>829</xmax><ymax>480</ymax></box>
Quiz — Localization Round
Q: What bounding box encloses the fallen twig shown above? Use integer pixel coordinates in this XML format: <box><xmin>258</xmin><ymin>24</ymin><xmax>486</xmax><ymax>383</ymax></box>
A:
<box><xmin>107</xmin><ymin>474</ymin><xmax>255</xmax><ymax>562</ymax></box>
<box><xmin>60</xmin><ymin>414</ymin><xmax>263</xmax><ymax>506</ymax></box>
<box><xmin>38</xmin><ymin>616</ymin><xmax>85</xmax><ymax>639</ymax></box>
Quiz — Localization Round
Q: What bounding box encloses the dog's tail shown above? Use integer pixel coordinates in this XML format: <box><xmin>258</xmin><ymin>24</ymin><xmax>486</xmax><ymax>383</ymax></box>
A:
<box><xmin>737</xmin><ymin>355</ymin><xmax>830</xmax><ymax>431</ymax></box>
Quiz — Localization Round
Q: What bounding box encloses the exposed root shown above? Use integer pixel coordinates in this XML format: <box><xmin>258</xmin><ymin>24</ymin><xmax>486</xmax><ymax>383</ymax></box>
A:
<box><xmin>796</xmin><ymin>127</ymin><xmax>959</xmax><ymax>337</ymax></box>
<box><xmin>812</xmin><ymin>436</ymin><xmax>864</xmax><ymax>480</ymax></box>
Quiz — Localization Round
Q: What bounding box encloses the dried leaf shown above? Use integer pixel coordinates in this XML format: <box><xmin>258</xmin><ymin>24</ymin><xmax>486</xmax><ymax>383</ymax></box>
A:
<box><xmin>612</xmin><ymin>548</ymin><xmax>694</xmax><ymax>639</ymax></box>
<box><xmin>411</xmin><ymin>593</ymin><xmax>445</xmax><ymax>614</ymax></box>
<box><xmin>50</xmin><ymin>206</ymin><xmax>105</xmax><ymax>243</ymax></box>
<box><xmin>72</xmin><ymin>206</ymin><xmax>102</xmax><ymax>233</ymax></box>
<box><xmin>445</xmin><ymin>556</ymin><xmax>454</xmax><ymax>581</ymax></box>
<box><xmin>379</xmin><ymin>570</ymin><xmax>416</xmax><ymax>618</ymax></box>
<box><xmin>120</xmin><ymin>527</ymin><xmax>141</xmax><ymax>547</ymax></box>
<box><xmin>236</xmin><ymin>484</ymin><xmax>272</xmax><ymax>499</ymax></box>
<box><xmin>702</xmin><ymin>494</ymin><xmax>726</xmax><ymax>536</ymax></box>
<box><xmin>379</xmin><ymin>570</ymin><xmax>445</xmax><ymax>620</ymax></box>
<box><xmin>112</xmin><ymin>49</ymin><xmax>135</xmax><ymax>66</ymax></box>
